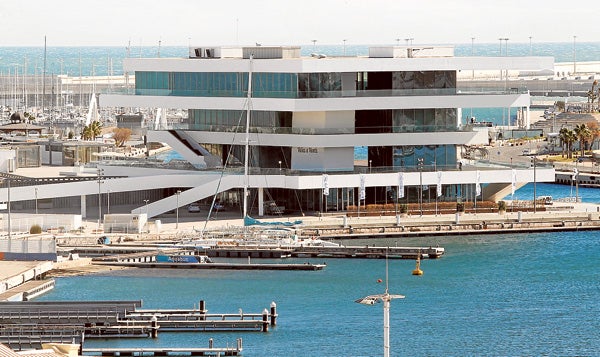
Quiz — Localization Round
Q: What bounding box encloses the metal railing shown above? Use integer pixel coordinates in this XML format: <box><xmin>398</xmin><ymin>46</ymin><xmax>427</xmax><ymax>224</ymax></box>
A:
<box><xmin>185</xmin><ymin>124</ymin><xmax>470</xmax><ymax>134</ymax></box>
<box><xmin>105</xmin><ymin>86</ymin><xmax>528</xmax><ymax>98</ymax></box>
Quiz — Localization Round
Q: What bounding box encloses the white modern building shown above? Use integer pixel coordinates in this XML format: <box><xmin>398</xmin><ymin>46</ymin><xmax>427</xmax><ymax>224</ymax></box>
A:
<box><xmin>1</xmin><ymin>45</ymin><xmax>556</xmax><ymax>220</ymax></box>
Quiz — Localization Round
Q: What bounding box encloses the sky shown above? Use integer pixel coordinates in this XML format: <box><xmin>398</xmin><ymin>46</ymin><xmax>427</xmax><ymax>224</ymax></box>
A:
<box><xmin>0</xmin><ymin>0</ymin><xmax>596</xmax><ymax>47</ymax></box>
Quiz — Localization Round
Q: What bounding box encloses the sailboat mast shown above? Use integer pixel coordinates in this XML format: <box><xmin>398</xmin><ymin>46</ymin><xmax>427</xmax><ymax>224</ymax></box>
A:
<box><xmin>243</xmin><ymin>55</ymin><xmax>253</xmax><ymax>219</ymax></box>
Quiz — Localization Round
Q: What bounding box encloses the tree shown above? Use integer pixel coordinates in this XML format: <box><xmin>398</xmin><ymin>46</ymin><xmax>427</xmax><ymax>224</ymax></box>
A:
<box><xmin>559</xmin><ymin>127</ymin><xmax>576</xmax><ymax>159</ymax></box>
<box><xmin>23</xmin><ymin>112</ymin><xmax>36</xmax><ymax>122</ymax></box>
<box><xmin>81</xmin><ymin>120</ymin><xmax>103</xmax><ymax>141</ymax></box>
<box><xmin>81</xmin><ymin>125</ymin><xmax>93</xmax><ymax>140</ymax></box>
<box><xmin>112</xmin><ymin>127</ymin><xmax>132</xmax><ymax>147</ymax></box>
<box><xmin>90</xmin><ymin>120</ymin><xmax>103</xmax><ymax>138</ymax></box>
<box><xmin>587</xmin><ymin>80</ymin><xmax>599</xmax><ymax>112</ymax></box>
<box><xmin>574</xmin><ymin>123</ymin><xmax>592</xmax><ymax>157</ymax></box>
<box><xmin>586</xmin><ymin>120</ymin><xmax>600</xmax><ymax>151</ymax></box>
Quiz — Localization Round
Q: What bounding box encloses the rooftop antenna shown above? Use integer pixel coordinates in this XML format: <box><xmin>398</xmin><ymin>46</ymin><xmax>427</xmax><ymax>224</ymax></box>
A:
<box><xmin>355</xmin><ymin>250</ymin><xmax>404</xmax><ymax>357</ymax></box>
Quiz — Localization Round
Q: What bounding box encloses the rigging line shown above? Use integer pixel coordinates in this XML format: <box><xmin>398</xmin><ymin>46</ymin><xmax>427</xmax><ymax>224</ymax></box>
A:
<box><xmin>199</xmin><ymin>96</ymin><xmax>251</xmax><ymax>236</ymax></box>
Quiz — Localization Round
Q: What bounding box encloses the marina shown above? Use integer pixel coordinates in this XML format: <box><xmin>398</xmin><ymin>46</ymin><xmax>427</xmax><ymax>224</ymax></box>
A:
<box><xmin>0</xmin><ymin>299</ymin><xmax>274</xmax><ymax>351</ymax></box>
<box><xmin>63</xmin><ymin>245</ymin><xmax>444</xmax><ymax>261</ymax></box>
<box><xmin>1</xmin><ymin>33</ymin><xmax>600</xmax><ymax>356</ymax></box>
<box><xmin>29</xmin><ymin>229</ymin><xmax>600</xmax><ymax>356</ymax></box>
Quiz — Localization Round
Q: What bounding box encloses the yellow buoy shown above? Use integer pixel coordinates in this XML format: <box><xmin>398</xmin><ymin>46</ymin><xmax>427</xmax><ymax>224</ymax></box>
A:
<box><xmin>412</xmin><ymin>251</ymin><xmax>423</xmax><ymax>276</ymax></box>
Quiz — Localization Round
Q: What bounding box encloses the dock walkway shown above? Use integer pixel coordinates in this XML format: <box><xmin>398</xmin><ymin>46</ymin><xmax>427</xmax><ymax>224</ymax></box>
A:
<box><xmin>0</xmin><ymin>299</ymin><xmax>275</xmax><ymax>349</ymax></box>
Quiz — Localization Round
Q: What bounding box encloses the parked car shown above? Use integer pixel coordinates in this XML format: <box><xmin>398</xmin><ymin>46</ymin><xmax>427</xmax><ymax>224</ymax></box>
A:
<box><xmin>212</xmin><ymin>202</ymin><xmax>225</xmax><ymax>211</ymax></box>
<box><xmin>187</xmin><ymin>203</ymin><xmax>200</xmax><ymax>212</ymax></box>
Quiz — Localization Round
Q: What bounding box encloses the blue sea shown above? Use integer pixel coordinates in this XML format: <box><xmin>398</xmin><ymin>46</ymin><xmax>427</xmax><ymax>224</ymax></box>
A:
<box><xmin>3</xmin><ymin>42</ymin><xmax>600</xmax><ymax>77</ymax></box>
<box><xmin>507</xmin><ymin>182</ymin><xmax>600</xmax><ymax>204</ymax></box>
<box><xmin>39</xmin><ymin>224</ymin><xmax>600</xmax><ymax>356</ymax></box>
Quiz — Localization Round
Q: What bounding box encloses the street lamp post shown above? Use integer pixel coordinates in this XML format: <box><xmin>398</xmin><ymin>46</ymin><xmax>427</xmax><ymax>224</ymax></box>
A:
<box><xmin>6</xmin><ymin>179</ymin><xmax>11</xmax><ymax>240</ymax></box>
<box><xmin>107</xmin><ymin>190</ymin><xmax>111</xmax><ymax>214</ymax></box>
<box><xmin>529</xmin><ymin>36</ymin><xmax>533</xmax><ymax>55</ymax></box>
<box><xmin>278</xmin><ymin>160</ymin><xmax>282</xmax><ymax>172</ymax></box>
<box><xmin>575</xmin><ymin>161</ymin><xmax>579</xmax><ymax>202</ymax></box>
<box><xmin>343</xmin><ymin>39</ymin><xmax>347</xmax><ymax>56</ymax></box>
<box><xmin>97</xmin><ymin>168</ymin><xmax>104</xmax><ymax>230</ymax></box>
<box><xmin>418</xmin><ymin>158</ymin><xmax>424</xmax><ymax>216</ymax></box>
<box><xmin>176</xmin><ymin>190</ymin><xmax>181</xmax><ymax>230</ymax></box>
<box><xmin>34</xmin><ymin>187</ymin><xmax>38</xmax><ymax>214</ymax></box>
<box><xmin>143</xmin><ymin>199</ymin><xmax>150</xmax><ymax>233</ymax></box>
<box><xmin>471</xmin><ymin>37</ymin><xmax>475</xmax><ymax>79</ymax></box>
<box><xmin>532</xmin><ymin>156</ymin><xmax>537</xmax><ymax>213</ymax></box>
<box><xmin>355</xmin><ymin>254</ymin><xmax>404</xmax><ymax>357</ymax></box>
<box><xmin>573</xmin><ymin>35</ymin><xmax>577</xmax><ymax>74</ymax></box>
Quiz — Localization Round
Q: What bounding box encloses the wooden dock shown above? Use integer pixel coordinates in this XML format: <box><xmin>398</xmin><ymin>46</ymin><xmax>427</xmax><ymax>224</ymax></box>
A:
<box><xmin>93</xmin><ymin>261</ymin><xmax>326</xmax><ymax>270</ymax></box>
<box><xmin>289</xmin><ymin>246</ymin><xmax>444</xmax><ymax>259</ymax></box>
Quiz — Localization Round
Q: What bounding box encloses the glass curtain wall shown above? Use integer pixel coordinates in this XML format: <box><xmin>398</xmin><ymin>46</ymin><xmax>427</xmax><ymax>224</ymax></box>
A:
<box><xmin>135</xmin><ymin>72</ymin><xmax>297</xmax><ymax>98</ymax></box>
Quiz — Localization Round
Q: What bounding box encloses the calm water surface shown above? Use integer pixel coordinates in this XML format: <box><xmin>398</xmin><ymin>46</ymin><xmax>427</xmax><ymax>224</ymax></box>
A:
<box><xmin>40</xmin><ymin>230</ymin><xmax>600</xmax><ymax>356</ymax></box>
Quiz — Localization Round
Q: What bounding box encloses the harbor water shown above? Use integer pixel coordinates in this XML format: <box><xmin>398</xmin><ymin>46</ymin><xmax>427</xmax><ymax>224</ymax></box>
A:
<box><xmin>39</xmin><ymin>228</ymin><xmax>600</xmax><ymax>356</ymax></box>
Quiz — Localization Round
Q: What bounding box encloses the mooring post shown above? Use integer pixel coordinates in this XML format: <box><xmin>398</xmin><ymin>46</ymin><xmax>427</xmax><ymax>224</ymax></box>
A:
<box><xmin>262</xmin><ymin>308</ymin><xmax>269</xmax><ymax>332</ymax></box>
<box><xmin>270</xmin><ymin>301</ymin><xmax>277</xmax><ymax>326</ymax></box>
<box><xmin>199</xmin><ymin>300</ymin><xmax>206</xmax><ymax>320</ymax></box>
<box><xmin>150</xmin><ymin>315</ymin><xmax>158</xmax><ymax>338</ymax></box>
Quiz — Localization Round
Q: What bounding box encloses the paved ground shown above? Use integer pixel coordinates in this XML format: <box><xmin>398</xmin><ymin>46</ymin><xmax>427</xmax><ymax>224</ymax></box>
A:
<box><xmin>0</xmin><ymin>261</ymin><xmax>43</xmax><ymax>282</ymax></box>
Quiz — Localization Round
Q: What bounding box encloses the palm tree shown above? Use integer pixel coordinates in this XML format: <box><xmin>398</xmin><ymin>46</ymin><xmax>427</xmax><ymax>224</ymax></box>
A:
<box><xmin>587</xmin><ymin>80</ymin><xmax>598</xmax><ymax>112</ymax></box>
<box><xmin>559</xmin><ymin>127</ymin><xmax>576</xmax><ymax>159</ymax></box>
<box><xmin>81</xmin><ymin>121</ymin><xmax>103</xmax><ymax>141</ymax></box>
<box><xmin>81</xmin><ymin>125</ymin><xmax>94</xmax><ymax>140</ymax></box>
<box><xmin>90</xmin><ymin>120</ymin><xmax>103</xmax><ymax>138</ymax></box>
<box><xmin>574</xmin><ymin>123</ymin><xmax>592</xmax><ymax>157</ymax></box>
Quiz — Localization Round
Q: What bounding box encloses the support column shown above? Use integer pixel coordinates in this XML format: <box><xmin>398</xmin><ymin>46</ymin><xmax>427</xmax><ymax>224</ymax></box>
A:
<box><xmin>258</xmin><ymin>187</ymin><xmax>264</xmax><ymax>216</ymax></box>
<box><xmin>80</xmin><ymin>195</ymin><xmax>87</xmax><ymax>219</ymax></box>
<box><xmin>526</xmin><ymin>105</ymin><xmax>531</xmax><ymax>130</ymax></box>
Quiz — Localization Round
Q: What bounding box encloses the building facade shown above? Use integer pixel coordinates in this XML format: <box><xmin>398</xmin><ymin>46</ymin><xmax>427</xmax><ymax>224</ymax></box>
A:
<box><xmin>96</xmin><ymin>45</ymin><xmax>555</xmax><ymax>217</ymax></box>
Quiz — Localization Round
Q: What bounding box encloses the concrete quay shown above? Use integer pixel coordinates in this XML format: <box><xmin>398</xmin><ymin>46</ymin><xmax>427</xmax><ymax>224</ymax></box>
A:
<box><xmin>0</xmin><ymin>261</ymin><xmax>54</xmax><ymax>301</ymax></box>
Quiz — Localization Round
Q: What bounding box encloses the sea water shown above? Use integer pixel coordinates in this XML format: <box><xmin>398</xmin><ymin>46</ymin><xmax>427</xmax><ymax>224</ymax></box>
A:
<box><xmin>39</xmin><ymin>229</ymin><xmax>600</xmax><ymax>356</ymax></box>
<box><xmin>507</xmin><ymin>182</ymin><xmax>600</xmax><ymax>203</ymax></box>
<box><xmin>3</xmin><ymin>42</ymin><xmax>600</xmax><ymax>76</ymax></box>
